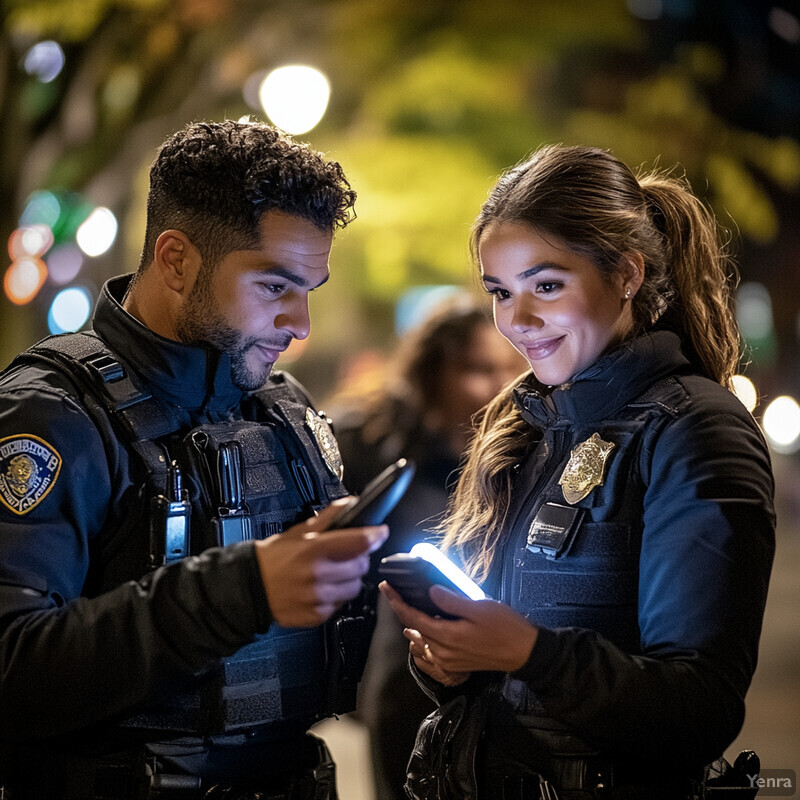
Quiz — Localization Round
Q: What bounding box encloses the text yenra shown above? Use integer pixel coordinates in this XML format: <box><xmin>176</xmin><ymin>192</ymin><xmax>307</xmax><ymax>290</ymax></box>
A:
<box><xmin>747</xmin><ymin>774</ymin><xmax>794</xmax><ymax>789</ymax></box>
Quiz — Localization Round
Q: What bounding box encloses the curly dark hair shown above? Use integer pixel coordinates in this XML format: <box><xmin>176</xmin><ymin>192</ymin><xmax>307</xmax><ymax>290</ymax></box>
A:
<box><xmin>137</xmin><ymin>119</ymin><xmax>356</xmax><ymax>271</ymax></box>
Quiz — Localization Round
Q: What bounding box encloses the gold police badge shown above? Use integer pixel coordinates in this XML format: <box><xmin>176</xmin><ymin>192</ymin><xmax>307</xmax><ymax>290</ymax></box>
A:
<box><xmin>305</xmin><ymin>408</ymin><xmax>344</xmax><ymax>480</ymax></box>
<box><xmin>558</xmin><ymin>432</ymin><xmax>615</xmax><ymax>505</ymax></box>
<box><xmin>0</xmin><ymin>434</ymin><xmax>62</xmax><ymax>515</ymax></box>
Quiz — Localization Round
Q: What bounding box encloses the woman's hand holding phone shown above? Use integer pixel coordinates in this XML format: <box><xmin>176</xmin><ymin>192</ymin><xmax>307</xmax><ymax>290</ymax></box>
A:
<box><xmin>378</xmin><ymin>579</ymin><xmax>539</xmax><ymax>681</ymax></box>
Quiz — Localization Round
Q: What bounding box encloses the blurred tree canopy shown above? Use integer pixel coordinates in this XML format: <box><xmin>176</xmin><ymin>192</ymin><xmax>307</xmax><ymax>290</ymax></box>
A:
<box><xmin>1</xmin><ymin>0</ymin><xmax>798</xmax><ymax>394</ymax></box>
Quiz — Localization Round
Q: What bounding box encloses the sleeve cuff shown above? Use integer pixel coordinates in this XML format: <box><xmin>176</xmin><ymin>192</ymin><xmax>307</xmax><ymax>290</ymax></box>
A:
<box><xmin>510</xmin><ymin>625</ymin><xmax>559</xmax><ymax>685</ymax></box>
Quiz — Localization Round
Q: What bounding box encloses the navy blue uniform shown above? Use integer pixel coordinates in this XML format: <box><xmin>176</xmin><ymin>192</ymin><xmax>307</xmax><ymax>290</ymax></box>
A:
<box><xmin>414</xmin><ymin>330</ymin><xmax>775</xmax><ymax>795</ymax></box>
<box><xmin>0</xmin><ymin>275</ymin><xmax>349</xmax><ymax>795</ymax></box>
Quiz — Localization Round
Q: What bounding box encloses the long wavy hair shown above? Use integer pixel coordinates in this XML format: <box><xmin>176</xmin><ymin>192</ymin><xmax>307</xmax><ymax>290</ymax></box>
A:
<box><xmin>441</xmin><ymin>144</ymin><xmax>741</xmax><ymax>581</ymax></box>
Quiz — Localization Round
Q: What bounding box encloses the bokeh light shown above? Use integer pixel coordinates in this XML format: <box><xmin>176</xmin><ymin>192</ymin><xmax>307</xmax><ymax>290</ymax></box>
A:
<box><xmin>19</xmin><ymin>190</ymin><xmax>61</xmax><ymax>229</ymax></box>
<box><xmin>769</xmin><ymin>7</ymin><xmax>800</xmax><ymax>43</ymax></box>
<box><xmin>8</xmin><ymin>225</ymin><xmax>53</xmax><ymax>260</ymax></box>
<box><xmin>731</xmin><ymin>374</ymin><xmax>758</xmax><ymax>413</ymax></box>
<box><xmin>23</xmin><ymin>40</ymin><xmax>65</xmax><ymax>83</ymax></box>
<box><xmin>19</xmin><ymin>189</ymin><xmax>96</xmax><ymax>245</ymax></box>
<box><xmin>4</xmin><ymin>259</ymin><xmax>48</xmax><ymax>305</ymax></box>
<box><xmin>76</xmin><ymin>207</ymin><xmax>118</xmax><ymax>257</ymax></box>
<box><xmin>47</xmin><ymin>286</ymin><xmax>93</xmax><ymax>334</ymax></box>
<box><xmin>762</xmin><ymin>395</ymin><xmax>800</xmax><ymax>454</ymax></box>
<box><xmin>46</xmin><ymin>243</ymin><xmax>85</xmax><ymax>285</ymax></box>
<box><xmin>394</xmin><ymin>285</ymin><xmax>465</xmax><ymax>336</ymax></box>
<box><xmin>737</xmin><ymin>282</ymin><xmax>774</xmax><ymax>340</ymax></box>
<box><xmin>258</xmin><ymin>65</ymin><xmax>330</xmax><ymax>134</ymax></box>
<box><xmin>736</xmin><ymin>281</ymin><xmax>777</xmax><ymax>366</ymax></box>
<box><xmin>5</xmin><ymin>190</ymin><xmax>113</xmax><ymax>306</ymax></box>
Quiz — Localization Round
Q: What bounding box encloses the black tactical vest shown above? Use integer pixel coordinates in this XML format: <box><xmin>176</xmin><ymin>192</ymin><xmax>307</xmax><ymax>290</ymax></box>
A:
<box><xmin>494</xmin><ymin>384</ymin><xmax>679</xmax><ymax>717</ymax></box>
<box><xmin>14</xmin><ymin>331</ymin><xmax>372</xmax><ymax>740</ymax></box>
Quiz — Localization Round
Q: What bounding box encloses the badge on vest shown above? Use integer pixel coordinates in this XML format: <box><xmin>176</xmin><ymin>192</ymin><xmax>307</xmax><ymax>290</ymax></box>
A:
<box><xmin>305</xmin><ymin>408</ymin><xmax>344</xmax><ymax>480</ymax></box>
<box><xmin>558</xmin><ymin>432</ymin><xmax>615</xmax><ymax>504</ymax></box>
<box><xmin>0</xmin><ymin>434</ymin><xmax>62</xmax><ymax>515</ymax></box>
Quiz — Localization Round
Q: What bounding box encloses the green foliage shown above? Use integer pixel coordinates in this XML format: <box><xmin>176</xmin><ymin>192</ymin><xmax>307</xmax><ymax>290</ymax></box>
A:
<box><xmin>329</xmin><ymin>135</ymin><xmax>498</xmax><ymax>296</ymax></box>
<box><xmin>5</xmin><ymin>0</ymin><xmax>164</xmax><ymax>41</ymax></box>
<box><xmin>1</xmin><ymin>0</ymin><xmax>798</xmax><ymax>371</ymax></box>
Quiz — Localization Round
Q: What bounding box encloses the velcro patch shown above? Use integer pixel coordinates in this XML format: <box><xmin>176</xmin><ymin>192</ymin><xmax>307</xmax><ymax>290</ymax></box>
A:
<box><xmin>0</xmin><ymin>435</ymin><xmax>62</xmax><ymax>515</ymax></box>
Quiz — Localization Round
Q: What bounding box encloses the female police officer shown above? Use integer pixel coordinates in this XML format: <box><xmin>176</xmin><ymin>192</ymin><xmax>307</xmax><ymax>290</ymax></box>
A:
<box><xmin>381</xmin><ymin>144</ymin><xmax>775</xmax><ymax>799</ymax></box>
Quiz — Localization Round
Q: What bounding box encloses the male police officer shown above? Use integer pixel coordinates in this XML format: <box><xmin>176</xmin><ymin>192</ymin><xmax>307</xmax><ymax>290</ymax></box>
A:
<box><xmin>0</xmin><ymin>120</ymin><xmax>387</xmax><ymax>799</ymax></box>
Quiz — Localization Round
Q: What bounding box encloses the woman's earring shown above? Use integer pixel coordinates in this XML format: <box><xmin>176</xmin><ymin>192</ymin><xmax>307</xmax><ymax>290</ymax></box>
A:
<box><xmin>625</xmin><ymin>287</ymin><xmax>632</xmax><ymax>299</ymax></box>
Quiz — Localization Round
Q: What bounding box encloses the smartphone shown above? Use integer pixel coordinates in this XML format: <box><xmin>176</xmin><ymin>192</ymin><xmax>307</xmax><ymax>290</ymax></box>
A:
<box><xmin>378</xmin><ymin>543</ymin><xmax>485</xmax><ymax>619</ymax></box>
<box><xmin>329</xmin><ymin>458</ymin><xmax>416</xmax><ymax>528</ymax></box>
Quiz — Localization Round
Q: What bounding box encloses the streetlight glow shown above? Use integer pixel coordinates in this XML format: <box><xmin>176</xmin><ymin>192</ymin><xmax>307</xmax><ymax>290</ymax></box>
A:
<box><xmin>76</xmin><ymin>207</ymin><xmax>118</xmax><ymax>257</ymax></box>
<box><xmin>258</xmin><ymin>65</ymin><xmax>330</xmax><ymax>135</ymax></box>
<box><xmin>762</xmin><ymin>395</ymin><xmax>800</xmax><ymax>453</ymax></box>
<box><xmin>731</xmin><ymin>374</ymin><xmax>758</xmax><ymax>412</ymax></box>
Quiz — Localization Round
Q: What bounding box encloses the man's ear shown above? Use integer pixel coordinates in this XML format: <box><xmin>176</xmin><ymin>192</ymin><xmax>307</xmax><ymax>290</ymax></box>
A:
<box><xmin>620</xmin><ymin>251</ymin><xmax>645</xmax><ymax>299</ymax></box>
<box><xmin>154</xmin><ymin>230</ymin><xmax>201</xmax><ymax>293</ymax></box>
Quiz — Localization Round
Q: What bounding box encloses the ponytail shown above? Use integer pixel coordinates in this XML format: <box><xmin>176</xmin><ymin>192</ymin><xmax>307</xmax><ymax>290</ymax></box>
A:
<box><xmin>638</xmin><ymin>174</ymin><xmax>740</xmax><ymax>386</ymax></box>
<box><xmin>442</xmin><ymin>145</ymin><xmax>744</xmax><ymax>579</ymax></box>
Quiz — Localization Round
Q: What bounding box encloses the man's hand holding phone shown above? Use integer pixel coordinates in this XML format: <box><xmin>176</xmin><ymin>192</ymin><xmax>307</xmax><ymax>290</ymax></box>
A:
<box><xmin>256</xmin><ymin>501</ymin><xmax>388</xmax><ymax>628</ymax></box>
<box><xmin>255</xmin><ymin>459</ymin><xmax>415</xmax><ymax>628</ymax></box>
<box><xmin>328</xmin><ymin>458</ymin><xmax>416</xmax><ymax>528</ymax></box>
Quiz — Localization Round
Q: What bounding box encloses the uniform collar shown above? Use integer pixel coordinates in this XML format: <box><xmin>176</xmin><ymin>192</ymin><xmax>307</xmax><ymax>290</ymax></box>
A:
<box><xmin>91</xmin><ymin>275</ymin><xmax>244</xmax><ymax>413</ymax></box>
<box><xmin>513</xmin><ymin>330</ymin><xmax>691</xmax><ymax>426</ymax></box>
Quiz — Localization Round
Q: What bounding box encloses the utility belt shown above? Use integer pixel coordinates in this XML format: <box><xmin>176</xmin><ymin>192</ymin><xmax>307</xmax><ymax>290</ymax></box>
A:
<box><xmin>486</xmin><ymin>713</ymin><xmax>762</xmax><ymax>800</ymax></box>
<box><xmin>405</xmin><ymin>687</ymin><xmax>761</xmax><ymax>800</ymax></box>
<box><xmin>490</xmin><ymin>760</ymin><xmax>692</xmax><ymax>799</ymax></box>
<box><xmin>492</xmin><ymin>752</ymin><xmax>762</xmax><ymax>800</ymax></box>
<box><xmin>0</xmin><ymin>733</ymin><xmax>336</xmax><ymax>800</ymax></box>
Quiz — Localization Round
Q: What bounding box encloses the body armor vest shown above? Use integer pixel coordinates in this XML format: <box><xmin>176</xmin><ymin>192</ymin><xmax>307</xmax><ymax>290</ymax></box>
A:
<box><xmin>16</xmin><ymin>332</ymin><xmax>370</xmax><ymax>740</ymax></box>
<box><xmin>496</xmin><ymin>387</ymin><xmax>675</xmax><ymax>716</ymax></box>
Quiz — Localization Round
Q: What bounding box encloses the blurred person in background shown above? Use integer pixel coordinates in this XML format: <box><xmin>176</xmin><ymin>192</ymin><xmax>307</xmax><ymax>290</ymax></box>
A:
<box><xmin>333</xmin><ymin>296</ymin><xmax>525</xmax><ymax>800</ymax></box>
<box><xmin>381</xmin><ymin>144</ymin><xmax>776</xmax><ymax>799</ymax></box>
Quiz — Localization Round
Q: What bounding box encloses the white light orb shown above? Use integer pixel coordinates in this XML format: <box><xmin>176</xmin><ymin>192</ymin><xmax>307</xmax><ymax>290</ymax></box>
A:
<box><xmin>762</xmin><ymin>395</ymin><xmax>800</xmax><ymax>453</ymax></box>
<box><xmin>24</xmin><ymin>40</ymin><xmax>65</xmax><ymax>83</ymax></box>
<box><xmin>8</xmin><ymin>224</ymin><xmax>53</xmax><ymax>260</ymax></box>
<box><xmin>730</xmin><ymin>374</ymin><xmax>758</xmax><ymax>413</ymax></box>
<box><xmin>258</xmin><ymin>65</ymin><xmax>330</xmax><ymax>134</ymax></box>
<box><xmin>48</xmin><ymin>287</ymin><xmax>93</xmax><ymax>334</ymax></box>
<box><xmin>76</xmin><ymin>207</ymin><xmax>118</xmax><ymax>257</ymax></box>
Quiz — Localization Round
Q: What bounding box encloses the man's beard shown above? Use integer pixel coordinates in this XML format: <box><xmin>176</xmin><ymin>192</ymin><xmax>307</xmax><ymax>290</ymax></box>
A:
<box><xmin>175</xmin><ymin>279</ymin><xmax>275</xmax><ymax>392</ymax></box>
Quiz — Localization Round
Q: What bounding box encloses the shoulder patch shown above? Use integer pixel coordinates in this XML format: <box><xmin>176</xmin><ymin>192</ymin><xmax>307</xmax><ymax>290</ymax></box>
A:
<box><xmin>0</xmin><ymin>435</ymin><xmax>62</xmax><ymax>515</ymax></box>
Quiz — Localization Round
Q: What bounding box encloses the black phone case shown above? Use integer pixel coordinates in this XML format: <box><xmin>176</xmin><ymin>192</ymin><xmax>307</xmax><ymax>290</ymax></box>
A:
<box><xmin>330</xmin><ymin>458</ymin><xmax>416</xmax><ymax>528</ymax></box>
<box><xmin>378</xmin><ymin>553</ymin><xmax>467</xmax><ymax>619</ymax></box>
